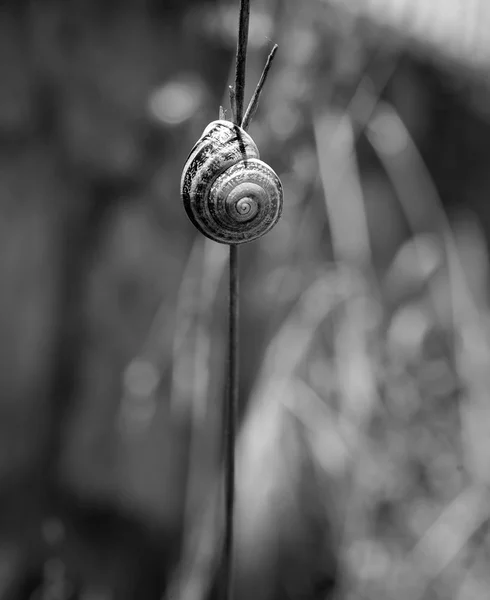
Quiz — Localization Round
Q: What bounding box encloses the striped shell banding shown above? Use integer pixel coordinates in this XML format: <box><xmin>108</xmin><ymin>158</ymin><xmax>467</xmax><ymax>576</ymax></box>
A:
<box><xmin>180</xmin><ymin>120</ymin><xmax>283</xmax><ymax>244</ymax></box>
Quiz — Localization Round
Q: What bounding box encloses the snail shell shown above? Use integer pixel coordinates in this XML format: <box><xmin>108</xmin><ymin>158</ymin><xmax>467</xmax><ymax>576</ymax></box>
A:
<box><xmin>180</xmin><ymin>120</ymin><xmax>283</xmax><ymax>244</ymax></box>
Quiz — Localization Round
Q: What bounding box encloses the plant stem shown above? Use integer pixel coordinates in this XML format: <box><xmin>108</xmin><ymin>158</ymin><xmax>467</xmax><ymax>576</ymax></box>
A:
<box><xmin>223</xmin><ymin>1</ymin><xmax>249</xmax><ymax>596</ymax></box>
<box><xmin>223</xmin><ymin>244</ymin><xmax>239</xmax><ymax>600</ymax></box>
<box><xmin>229</xmin><ymin>86</ymin><xmax>237</xmax><ymax>125</ymax></box>
<box><xmin>234</xmin><ymin>0</ymin><xmax>250</xmax><ymax>126</ymax></box>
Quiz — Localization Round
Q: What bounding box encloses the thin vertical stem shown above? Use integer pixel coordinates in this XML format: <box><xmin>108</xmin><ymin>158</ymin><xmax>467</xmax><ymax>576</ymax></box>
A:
<box><xmin>234</xmin><ymin>0</ymin><xmax>250</xmax><ymax>126</ymax></box>
<box><xmin>224</xmin><ymin>2</ymin><xmax>248</xmax><ymax>598</ymax></box>
<box><xmin>223</xmin><ymin>244</ymin><xmax>239</xmax><ymax>600</ymax></box>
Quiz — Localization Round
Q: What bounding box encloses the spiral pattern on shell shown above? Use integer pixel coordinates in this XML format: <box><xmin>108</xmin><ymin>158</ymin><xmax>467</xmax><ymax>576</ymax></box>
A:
<box><xmin>180</xmin><ymin>120</ymin><xmax>283</xmax><ymax>244</ymax></box>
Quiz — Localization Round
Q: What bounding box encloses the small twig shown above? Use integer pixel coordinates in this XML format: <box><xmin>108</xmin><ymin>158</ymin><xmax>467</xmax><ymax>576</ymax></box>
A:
<box><xmin>242</xmin><ymin>44</ymin><xmax>278</xmax><ymax>131</ymax></box>
<box><xmin>233</xmin><ymin>0</ymin><xmax>250</xmax><ymax>125</ymax></box>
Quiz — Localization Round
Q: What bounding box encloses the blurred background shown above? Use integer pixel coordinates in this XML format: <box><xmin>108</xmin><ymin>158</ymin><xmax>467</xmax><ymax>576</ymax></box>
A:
<box><xmin>2</xmin><ymin>0</ymin><xmax>490</xmax><ymax>599</ymax></box>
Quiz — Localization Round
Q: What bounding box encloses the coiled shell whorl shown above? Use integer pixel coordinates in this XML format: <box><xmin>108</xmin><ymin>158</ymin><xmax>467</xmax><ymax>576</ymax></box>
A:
<box><xmin>180</xmin><ymin>120</ymin><xmax>283</xmax><ymax>244</ymax></box>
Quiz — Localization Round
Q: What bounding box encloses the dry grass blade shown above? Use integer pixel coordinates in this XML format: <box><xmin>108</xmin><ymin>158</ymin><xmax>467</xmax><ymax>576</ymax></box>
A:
<box><xmin>309</xmin><ymin>53</ymin><xmax>398</xmax><ymax>268</ymax></box>
<box><xmin>407</xmin><ymin>484</ymin><xmax>489</xmax><ymax>600</ymax></box>
<box><xmin>170</xmin><ymin>237</ymin><xmax>228</xmax><ymax>583</ymax></box>
<box><xmin>170</xmin><ymin>237</ymin><xmax>227</xmax><ymax>416</ymax></box>
<box><xmin>232</xmin><ymin>270</ymin><xmax>354</xmax><ymax>600</ymax></box>
<box><xmin>258</xmin><ymin>270</ymin><xmax>347</xmax><ymax>380</ymax></box>
<box><xmin>165</xmin><ymin>481</ymin><xmax>224</xmax><ymax>600</ymax></box>
<box><xmin>366</xmin><ymin>101</ymin><xmax>490</xmax><ymax>489</ymax></box>
<box><xmin>313</xmin><ymin>108</ymin><xmax>371</xmax><ymax>267</ymax></box>
<box><xmin>313</xmin><ymin>106</ymin><xmax>379</xmax><ymax>420</ymax></box>
<box><xmin>313</xmin><ymin>102</ymin><xmax>381</xmax><ymax>568</ymax></box>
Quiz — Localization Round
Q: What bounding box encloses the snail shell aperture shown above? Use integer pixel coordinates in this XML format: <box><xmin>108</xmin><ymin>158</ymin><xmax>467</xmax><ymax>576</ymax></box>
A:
<box><xmin>180</xmin><ymin>120</ymin><xmax>283</xmax><ymax>244</ymax></box>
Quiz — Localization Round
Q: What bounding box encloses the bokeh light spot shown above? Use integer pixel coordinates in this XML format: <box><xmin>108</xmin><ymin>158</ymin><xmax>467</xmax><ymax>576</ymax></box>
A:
<box><xmin>148</xmin><ymin>78</ymin><xmax>204</xmax><ymax>126</ymax></box>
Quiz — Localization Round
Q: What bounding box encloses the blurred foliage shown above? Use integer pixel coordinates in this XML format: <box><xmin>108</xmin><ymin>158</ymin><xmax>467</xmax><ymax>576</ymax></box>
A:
<box><xmin>2</xmin><ymin>0</ymin><xmax>490</xmax><ymax>599</ymax></box>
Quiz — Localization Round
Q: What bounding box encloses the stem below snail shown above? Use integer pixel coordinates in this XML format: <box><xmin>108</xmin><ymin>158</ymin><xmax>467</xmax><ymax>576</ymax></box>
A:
<box><xmin>223</xmin><ymin>243</ymin><xmax>239</xmax><ymax>600</ymax></box>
